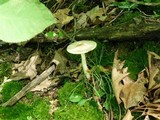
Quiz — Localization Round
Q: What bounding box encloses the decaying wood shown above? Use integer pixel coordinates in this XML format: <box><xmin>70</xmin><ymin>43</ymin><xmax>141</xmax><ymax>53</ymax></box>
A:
<box><xmin>74</xmin><ymin>23</ymin><xmax>160</xmax><ymax>41</ymax></box>
<box><xmin>0</xmin><ymin>22</ymin><xmax>159</xmax><ymax>45</ymax></box>
<box><xmin>2</xmin><ymin>64</ymin><xmax>56</xmax><ymax>107</ymax></box>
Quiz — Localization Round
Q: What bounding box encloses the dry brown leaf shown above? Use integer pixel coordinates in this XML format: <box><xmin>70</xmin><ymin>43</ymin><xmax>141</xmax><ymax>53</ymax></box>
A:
<box><xmin>121</xmin><ymin>70</ymin><xmax>147</xmax><ymax>109</ymax></box>
<box><xmin>56</xmin><ymin>0</ymin><xmax>62</xmax><ymax>3</ymax></box>
<box><xmin>49</xmin><ymin>99</ymin><xmax>59</xmax><ymax>115</ymax></box>
<box><xmin>112</xmin><ymin>51</ymin><xmax>130</xmax><ymax>104</ymax></box>
<box><xmin>76</xmin><ymin>13</ymin><xmax>88</xmax><ymax>29</ymax></box>
<box><xmin>53</xmin><ymin>48</ymin><xmax>68</xmax><ymax>74</ymax></box>
<box><xmin>121</xmin><ymin>81</ymin><xmax>146</xmax><ymax>109</ymax></box>
<box><xmin>86</xmin><ymin>6</ymin><xmax>107</xmax><ymax>23</ymax></box>
<box><xmin>144</xmin><ymin>115</ymin><xmax>150</xmax><ymax>120</ymax></box>
<box><xmin>31</xmin><ymin>78</ymin><xmax>52</xmax><ymax>92</ymax></box>
<box><xmin>54</xmin><ymin>8</ymin><xmax>73</xmax><ymax>26</ymax></box>
<box><xmin>153</xmin><ymin>88</ymin><xmax>160</xmax><ymax>103</ymax></box>
<box><xmin>147</xmin><ymin>110</ymin><xmax>160</xmax><ymax>119</ymax></box>
<box><xmin>104</xmin><ymin>0</ymin><xmax>115</xmax><ymax>5</ymax></box>
<box><xmin>148</xmin><ymin>51</ymin><xmax>160</xmax><ymax>90</ymax></box>
<box><xmin>141</xmin><ymin>103</ymin><xmax>160</xmax><ymax>119</ymax></box>
<box><xmin>122</xmin><ymin>110</ymin><xmax>133</xmax><ymax>120</ymax></box>
<box><xmin>11</xmin><ymin>51</ymin><xmax>41</xmax><ymax>80</ymax></box>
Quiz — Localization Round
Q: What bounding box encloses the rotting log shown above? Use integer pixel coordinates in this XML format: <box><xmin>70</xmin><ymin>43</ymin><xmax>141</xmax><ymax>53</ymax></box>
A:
<box><xmin>0</xmin><ymin>22</ymin><xmax>160</xmax><ymax>45</ymax></box>
<box><xmin>73</xmin><ymin>23</ymin><xmax>160</xmax><ymax>42</ymax></box>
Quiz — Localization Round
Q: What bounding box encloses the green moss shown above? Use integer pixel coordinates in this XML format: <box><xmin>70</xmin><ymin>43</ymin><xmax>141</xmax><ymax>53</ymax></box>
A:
<box><xmin>54</xmin><ymin>102</ymin><xmax>104</xmax><ymax>120</ymax></box>
<box><xmin>119</xmin><ymin>41</ymin><xmax>160</xmax><ymax>80</ymax></box>
<box><xmin>58</xmin><ymin>81</ymin><xmax>86</xmax><ymax>106</ymax></box>
<box><xmin>1</xmin><ymin>81</ymin><xmax>24</xmax><ymax>102</ymax></box>
<box><xmin>26</xmin><ymin>92</ymin><xmax>34</xmax><ymax>99</ymax></box>
<box><xmin>0</xmin><ymin>62</ymin><xmax>11</xmax><ymax>82</ymax></box>
<box><xmin>88</xmin><ymin>41</ymin><xmax>115</xmax><ymax>67</ymax></box>
<box><xmin>124</xmin><ymin>49</ymin><xmax>148</xmax><ymax>79</ymax></box>
<box><xmin>0</xmin><ymin>103</ymin><xmax>32</xmax><ymax>120</ymax></box>
<box><xmin>114</xmin><ymin>11</ymin><xmax>141</xmax><ymax>24</ymax></box>
<box><xmin>31</xmin><ymin>97</ymin><xmax>51</xmax><ymax>120</ymax></box>
<box><xmin>0</xmin><ymin>96</ymin><xmax>51</xmax><ymax>120</ymax></box>
<box><xmin>55</xmin><ymin>80</ymin><xmax>104</xmax><ymax>120</ymax></box>
<box><xmin>0</xmin><ymin>80</ymin><xmax>51</xmax><ymax>120</ymax></box>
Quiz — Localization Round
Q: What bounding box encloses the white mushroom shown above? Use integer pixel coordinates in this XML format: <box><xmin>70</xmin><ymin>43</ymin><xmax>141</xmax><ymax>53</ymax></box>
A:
<box><xmin>67</xmin><ymin>40</ymin><xmax>97</xmax><ymax>79</ymax></box>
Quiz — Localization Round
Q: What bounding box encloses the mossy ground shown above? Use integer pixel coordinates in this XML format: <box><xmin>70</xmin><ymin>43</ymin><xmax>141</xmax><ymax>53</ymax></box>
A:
<box><xmin>0</xmin><ymin>98</ymin><xmax>51</xmax><ymax>120</ymax></box>
<box><xmin>0</xmin><ymin>40</ymin><xmax>159</xmax><ymax>120</ymax></box>
<box><xmin>53</xmin><ymin>81</ymin><xmax>104</xmax><ymax>120</ymax></box>
<box><xmin>54</xmin><ymin>102</ymin><xmax>104</xmax><ymax>120</ymax></box>
<box><xmin>0</xmin><ymin>81</ymin><xmax>51</xmax><ymax>120</ymax></box>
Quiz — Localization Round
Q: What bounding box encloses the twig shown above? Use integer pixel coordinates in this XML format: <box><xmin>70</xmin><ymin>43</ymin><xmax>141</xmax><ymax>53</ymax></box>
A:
<box><xmin>109</xmin><ymin>10</ymin><xmax>123</xmax><ymax>24</ymax></box>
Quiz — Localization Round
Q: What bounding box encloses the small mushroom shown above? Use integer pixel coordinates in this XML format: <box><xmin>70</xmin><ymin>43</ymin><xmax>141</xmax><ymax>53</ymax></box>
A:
<box><xmin>67</xmin><ymin>40</ymin><xmax>97</xmax><ymax>80</ymax></box>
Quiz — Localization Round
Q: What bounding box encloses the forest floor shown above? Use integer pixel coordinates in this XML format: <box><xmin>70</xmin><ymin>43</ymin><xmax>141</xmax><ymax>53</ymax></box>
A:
<box><xmin>0</xmin><ymin>0</ymin><xmax>160</xmax><ymax>120</ymax></box>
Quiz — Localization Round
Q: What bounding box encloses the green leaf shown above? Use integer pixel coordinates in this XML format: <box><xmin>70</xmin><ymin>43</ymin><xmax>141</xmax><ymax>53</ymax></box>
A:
<box><xmin>113</xmin><ymin>2</ymin><xmax>137</xmax><ymax>10</ymax></box>
<box><xmin>0</xmin><ymin>0</ymin><xmax>57</xmax><ymax>43</ymax></box>
<box><xmin>69</xmin><ymin>94</ymin><xmax>83</xmax><ymax>103</ymax></box>
<box><xmin>78</xmin><ymin>99</ymin><xmax>88</xmax><ymax>106</ymax></box>
<box><xmin>94</xmin><ymin>89</ymin><xmax>105</xmax><ymax>97</ymax></box>
<box><xmin>103</xmin><ymin>99</ymin><xmax>111</xmax><ymax>111</ymax></box>
<box><xmin>45</xmin><ymin>31</ymin><xmax>57</xmax><ymax>39</ymax></box>
<box><xmin>0</xmin><ymin>0</ymin><xmax>9</xmax><ymax>5</ymax></box>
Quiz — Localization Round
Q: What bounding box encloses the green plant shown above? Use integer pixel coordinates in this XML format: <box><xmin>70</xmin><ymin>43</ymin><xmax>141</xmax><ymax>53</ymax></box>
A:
<box><xmin>58</xmin><ymin>81</ymin><xmax>86</xmax><ymax>106</ymax></box>
<box><xmin>113</xmin><ymin>1</ymin><xmax>138</xmax><ymax>10</ymax></box>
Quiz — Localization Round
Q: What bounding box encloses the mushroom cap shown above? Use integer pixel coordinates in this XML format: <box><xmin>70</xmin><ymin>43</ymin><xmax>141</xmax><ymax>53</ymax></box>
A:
<box><xmin>67</xmin><ymin>40</ymin><xmax>97</xmax><ymax>54</ymax></box>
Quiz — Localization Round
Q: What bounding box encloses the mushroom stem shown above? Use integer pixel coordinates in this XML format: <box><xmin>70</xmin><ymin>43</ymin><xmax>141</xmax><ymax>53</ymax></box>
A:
<box><xmin>81</xmin><ymin>53</ymin><xmax>90</xmax><ymax>80</ymax></box>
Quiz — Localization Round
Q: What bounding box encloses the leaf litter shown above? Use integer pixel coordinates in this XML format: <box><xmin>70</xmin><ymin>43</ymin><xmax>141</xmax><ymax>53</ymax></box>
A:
<box><xmin>112</xmin><ymin>51</ymin><xmax>160</xmax><ymax>119</ymax></box>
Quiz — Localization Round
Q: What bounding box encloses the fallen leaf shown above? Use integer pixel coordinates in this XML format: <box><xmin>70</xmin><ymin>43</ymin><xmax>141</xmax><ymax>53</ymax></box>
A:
<box><xmin>121</xmin><ymin>70</ymin><xmax>147</xmax><ymax>109</ymax></box>
<box><xmin>148</xmin><ymin>51</ymin><xmax>160</xmax><ymax>90</ymax></box>
<box><xmin>53</xmin><ymin>48</ymin><xmax>68</xmax><ymax>74</ymax></box>
<box><xmin>122</xmin><ymin>110</ymin><xmax>133</xmax><ymax>120</ymax></box>
<box><xmin>112</xmin><ymin>51</ymin><xmax>130</xmax><ymax>104</ymax></box>
<box><xmin>121</xmin><ymin>80</ymin><xmax>146</xmax><ymax>109</ymax></box>
<box><xmin>153</xmin><ymin>88</ymin><xmax>160</xmax><ymax>103</ymax></box>
<box><xmin>30</xmin><ymin>77</ymin><xmax>52</xmax><ymax>92</ymax></box>
<box><xmin>54</xmin><ymin>8</ymin><xmax>73</xmax><ymax>26</ymax></box>
<box><xmin>141</xmin><ymin>103</ymin><xmax>160</xmax><ymax>119</ymax></box>
<box><xmin>86</xmin><ymin>6</ymin><xmax>107</xmax><ymax>23</ymax></box>
<box><xmin>76</xmin><ymin>13</ymin><xmax>88</xmax><ymax>29</ymax></box>
<box><xmin>56</xmin><ymin>0</ymin><xmax>62</xmax><ymax>3</ymax></box>
<box><xmin>147</xmin><ymin>110</ymin><xmax>160</xmax><ymax>119</ymax></box>
<box><xmin>11</xmin><ymin>51</ymin><xmax>41</xmax><ymax>80</ymax></box>
<box><xmin>144</xmin><ymin>115</ymin><xmax>150</xmax><ymax>120</ymax></box>
<box><xmin>49</xmin><ymin>99</ymin><xmax>59</xmax><ymax>115</ymax></box>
